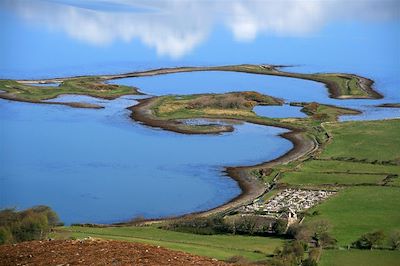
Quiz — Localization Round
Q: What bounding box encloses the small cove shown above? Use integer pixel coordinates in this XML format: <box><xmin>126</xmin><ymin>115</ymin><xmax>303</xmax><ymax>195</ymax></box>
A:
<box><xmin>0</xmin><ymin>95</ymin><xmax>292</xmax><ymax>224</ymax></box>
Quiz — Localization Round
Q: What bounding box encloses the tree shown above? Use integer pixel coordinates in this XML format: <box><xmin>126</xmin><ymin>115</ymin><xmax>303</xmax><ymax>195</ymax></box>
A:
<box><xmin>12</xmin><ymin>213</ymin><xmax>48</xmax><ymax>242</ymax></box>
<box><xmin>0</xmin><ymin>226</ymin><xmax>13</xmax><ymax>244</ymax></box>
<box><xmin>237</xmin><ymin>215</ymin><xmax>258</xmax><ymax>235</ymax></box>
<box><xmin>302</xmin><ymin>247</ymin><xmax>321</xmax><ymax>266</ymax></box>
<box><xmin>302</xmin><ymin>258</ymin><xmax>318</xmax><ymax>266</ymax></box>
<box><xmin>318</xmin><ymin>232</ymin><xmax>337</xmax><ymax>248</ymax></box>
<box><xmin>353</xmin><ymin>230</ymin><xmax>385</xmax><ymax>250</ymax></box>
<box><xmin>388</xmin><ymin>230</ymin><xmax>400</xmax><ymax>250</ymax></box>
<box><xmin>294</xmin><ymin>225</ymin><xmax>313</xmax><ymax>244</ymax></box>
<box><xmin>272</xmin><ymin>240</ymin><xmax>306</xmax><ymax>266</ymax></box>
<box><xmin>273</xmin><ymin>219</ymin><xmax>288</xmax><ymax>235</ymax></box>
<box><xmin>0</xmin><ymin>206</ymin><xmax>60</xmax><ymax>244</ymax></box>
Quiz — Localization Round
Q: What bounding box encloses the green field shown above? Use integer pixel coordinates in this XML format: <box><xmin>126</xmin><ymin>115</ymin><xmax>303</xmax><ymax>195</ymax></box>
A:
<box><xmin>320</xmin><ymin>249</ymin><xmax>400</xmax><ymax>266</ymax></box>
<box><xmin>278</xmin><ymin>119</ymin><xmax>400</xmax><ymax>247</ymax></box>
<box><xmin>280</xmin><ymin>160</ymin><xmax>399</xmax><ymax>186</ymax></box>
<box><xmin>321</xmin><ymin>120</ymin><xmax>400</xmax><ymax>162</ymax></box>
<box><xmin>280</xmin><ymin>120</ymin><xmax>400</xmax><ymax>187</ymax></box>
<box><xmin>57</xmin><ymin>225</ymin><xmax>284</xmax><ymax>261</ymax></box>
<box><xmin>306</xmin><ymin>186</ymin><xmax>400</xmax><ymax>246</ymax></box>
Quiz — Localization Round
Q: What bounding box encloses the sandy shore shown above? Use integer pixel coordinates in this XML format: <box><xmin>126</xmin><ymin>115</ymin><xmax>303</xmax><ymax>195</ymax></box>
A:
<box><xmin>110</xmin><ymin>97</ymin><xmax>319</xmax><ymax>225</ymax></box>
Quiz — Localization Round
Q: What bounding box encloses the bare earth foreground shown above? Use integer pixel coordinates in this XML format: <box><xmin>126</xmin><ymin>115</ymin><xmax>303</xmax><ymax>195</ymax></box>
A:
<box><xmin>0</xmin><ymin>239</ymin><xmax>230</xmax><ymax>266</ymax></box>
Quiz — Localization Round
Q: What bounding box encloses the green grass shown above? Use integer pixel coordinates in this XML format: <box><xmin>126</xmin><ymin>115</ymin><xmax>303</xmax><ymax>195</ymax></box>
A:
<box><xmin>144</xmin><ymin>91</ymin><xmax>363</xmax><ymax>136</ymax></box>
<box><xmin>56</xmin><ymin>225</ymin><xmax>284</xmax><ymax>261</ymax></box>
<box><xmin>280</xmin><ymin>160</ymin><xmax>399</xmax><ymax>186</ymax></box>
<box><xmin>315</xmin><ymin>75</ymin><xmax>366</xmax><ymax>97</ymax></box>
<box><xmin>319</xmin><ymin>249</ymin><xmax>400</xmax><ymax>266</ymax></box>
<box><xmin>282</xmin><ymin>172</ymin><xmax>386</xmax><ymax>186</ymax></box>
<box><xmin>306</xmin><ymin>186</ymin><xmax>400</xmax><ymax>246</ymax></box>
<box><xmin>220</xmin><ymin>64</ymin><xmax>378</xmax><ymax>98</ymax></box>
<box><xmin>321</xmin><ymin>120</ymin><xmax>400</xmax><ymax>162</ymax></box>
<box><xmin>279</xmin><ymin>120</ymin><xmax>400</xmax><ymax>186</ymax></box>
<box><xmin>0</xmin><ymin>78</ymin><xmax>140</xmax><ymax>102</ymax></box>
<box><xmin>274</xmin><ymin>120</ymin><xmax>400</xmax><ymax>248</ymax></box>
<box><xmin>152</xmin><ymin>91</ymin><xmax>282</xmax><ymax>119</ymax></box>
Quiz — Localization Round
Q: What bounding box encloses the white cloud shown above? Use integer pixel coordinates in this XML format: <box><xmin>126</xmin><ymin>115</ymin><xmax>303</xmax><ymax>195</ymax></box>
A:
<box><xmin>3</xmin><ymin>0</ymin><xmax>399</xmax><ymax>58</ymax></box>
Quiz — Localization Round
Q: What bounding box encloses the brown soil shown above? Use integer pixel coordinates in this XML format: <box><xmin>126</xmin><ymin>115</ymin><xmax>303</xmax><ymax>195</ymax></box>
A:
<box><xmin>0</xmin><ymin>239</ymin><xmax>230</xmax><ymax>266</ymax></box>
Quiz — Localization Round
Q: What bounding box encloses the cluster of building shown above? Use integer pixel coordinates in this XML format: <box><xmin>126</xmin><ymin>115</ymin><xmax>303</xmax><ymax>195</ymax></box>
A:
<box><xmin>242</xmin><ymin>189</ymin><xmax>336</xmax><ymax>217</ymax></box>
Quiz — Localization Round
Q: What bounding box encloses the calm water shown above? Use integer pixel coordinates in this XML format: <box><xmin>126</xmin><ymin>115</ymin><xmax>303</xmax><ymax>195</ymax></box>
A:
<box><xmin>0</xmin><ymin>96</ymin><xmax>291</xmax><ymax>224</ymax></box>
<box><xmin>0</xmin><ymin>0</ymin><xmax>399</xmax><ymax>223</ymax></box>
<box><xmin>110</xmin><ymin>70</ymin><xmax>400</xmax><ymax>121</ymax></box>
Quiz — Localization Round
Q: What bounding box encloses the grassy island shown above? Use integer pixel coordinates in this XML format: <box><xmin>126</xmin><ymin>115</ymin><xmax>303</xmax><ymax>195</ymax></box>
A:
<box><xmin>104</xmin><ymin>64</ymin><xmax>383</xmax><ymax>99</ymax></box>
<box><xmin>13</xmin><ymin>64</ymin><xmax>383</xmax><ymax>100</ymax></box>
<box><xmin>130</xmin><ymin>92</ymin><xmax>360</xmax><ymax>135</ymax></box>
<box><xmin>0</xmin><ymin>77</ymin><xmax>141</xmax><ymax>108</ymax></box>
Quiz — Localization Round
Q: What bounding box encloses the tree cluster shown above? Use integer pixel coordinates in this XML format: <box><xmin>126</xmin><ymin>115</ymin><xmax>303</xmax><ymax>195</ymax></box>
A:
<box><xmin>352</xmin><ymin>230</ymin><xmax>400</xmax><ymax>250</ymax></box>
<box><xmin>0</xmin><ymin>206</ymin><xmax>61</xmax><ymax>244</ymax></box>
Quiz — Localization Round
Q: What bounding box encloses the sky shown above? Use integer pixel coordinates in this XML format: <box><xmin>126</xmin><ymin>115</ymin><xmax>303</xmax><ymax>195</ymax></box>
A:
<box><xmin>0</xmin><ymin>0</ymin><xmax>399</xmax><ymax>78</ymax></box>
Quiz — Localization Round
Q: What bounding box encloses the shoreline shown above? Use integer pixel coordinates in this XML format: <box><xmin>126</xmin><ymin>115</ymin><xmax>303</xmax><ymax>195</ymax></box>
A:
<box><xmin>189</xmin><ymin>129</ymin><xmax>317</xmax><ymax>219</ymax></box>
<box><xmin>0</xmin><ymin>94</ymin><xmax>104</xmax><ymax>109</ymax></box>
<box><xmin>1</xmin><ymin>64</ymin><xmax>374</xmax><ymax>226</ymax></box>
<box><xmin>104</xmin><ymin>99</ymin><xmax>318</xmax><ymax>226</ymax></box>
<box><xmin>13</xmin><ymin>64</ymin><xmax>383</xmax><ymax>100</ymax></box>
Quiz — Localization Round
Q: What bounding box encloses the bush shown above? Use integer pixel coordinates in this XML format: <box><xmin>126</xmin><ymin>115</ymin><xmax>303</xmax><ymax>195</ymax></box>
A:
<box><xmin>352</xmin><ymin>230</ymin><xmax>385</xmax><ymax>250</ymax></box>
<box><xmin>224</xmin><ymin>255</ymin><xmax>251</xmax><ymax>264</ymax></box>
<box><xmin>272</xmin><ymin>240</ymin><xmax>306</xmax><ymax>266</ymax></box>
<box><xmin>0</xmin><ymin>226</ymin><xmax>13</xmax><ymax>244</ymax></box>
<box><xmin>164</xmin><ymin>214</ymin><xmax>277</xmax><ymax>236</ymax></box>
<box><xmin>291</xmin><ymin>219</ymin><xmax>336</xmax><ymax>248</ymax></box>
<box><xmin>302</xmin><ymin>258</ymin><xmax>318</xmax><ymax>266</ymax></box>
<box><xmin>162</xmin><ymin>216</ymin><xmax>229</xmax><ymax>235</ymax></box>
<box><xmin>0</xmin><ymin>206</ymin><xmax>60</xmax><ymax>244</ymax></box>
<box><xmin>388</xmin><ymin>230</ymin><xmax>400</xmax><ymax>250</ymax></box>
<box><xmin>273</xmin><ymin>219</ymin><xmax>288</xmax><ymax>235</ymax></box>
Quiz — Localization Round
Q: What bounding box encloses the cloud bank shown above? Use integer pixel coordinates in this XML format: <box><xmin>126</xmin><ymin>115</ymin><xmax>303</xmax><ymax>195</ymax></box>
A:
<box><xmin>2</xmin><ymin>0</ymin><xmax>399</xmax><ymax>58</ymax></box>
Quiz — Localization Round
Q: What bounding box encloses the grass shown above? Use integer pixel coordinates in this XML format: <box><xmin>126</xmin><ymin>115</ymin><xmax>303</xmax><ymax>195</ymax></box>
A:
<box><xmin>56</xmin><ymin>225</ymin><xmax>284</xmax><ymax>261</ymax></box>
<box><xmin>279</xmin><ymin>120</ymin><xmax>400</xmax><ymax>187</ymax></box>
<box><xmin>319</xmin><ymin>249</ymin><xmax>400</xmax><ymax>266</ymax></box>
<box><xmin>306</xmin><ymin>186</ymin><xmax>400</xmax><ymax>246</ymax></box>
<box><xmin>314</xmin><ymin>75</ymin><xmax>366</xmax><ymax>97</ymax></box>
<box><xmin>0</xmin><ymin>77</ymin><xmax>140</xmax><ymax>102</ymax></box>
<box><xmin>152</xmin><ymin>94</ymin><xmax>359</xmax><ymax>122</ymax></box>
<box><xmin>152</xmin><ymin>91</ymin><xmax>282</xmax><ymax>119</ymax></box>
<box><xmin>217</xmin><ymin>64</ymin><xmax>379</xmax><ymax>98</ymax></box>
<box><xmin>280</xmin><ymin>160</ymin><xmax>399</xmax><ymax>186</ymax></box>
<box><xmin>143</xmin><ymin>92</ymin><xmax>361</xmax><ymax>136</ymax></box>
<box><xmin>282</xmin><ymin>172</ymin><xmax>386</xmax><ymax>186</ymax></box>
<box><xmin>272</xmin><ymin>119</ymin><xmax>400</xmax><ymax>247</ymax></box>
<box><xmin>321</xmin><ymin>120</ymin><xmax>400</xmax><ymax>162</ymax></box>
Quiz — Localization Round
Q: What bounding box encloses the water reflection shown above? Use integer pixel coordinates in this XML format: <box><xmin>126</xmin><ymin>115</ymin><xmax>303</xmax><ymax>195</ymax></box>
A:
<box><xmin>2</xmin><ymin>0</ymin><xmax>398</xmax><ymax>58</ymax></box>
<box><xmin>0</xmin><ymin>95</ymin><xmax>292</xmax><ymax>224</ymax></box>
